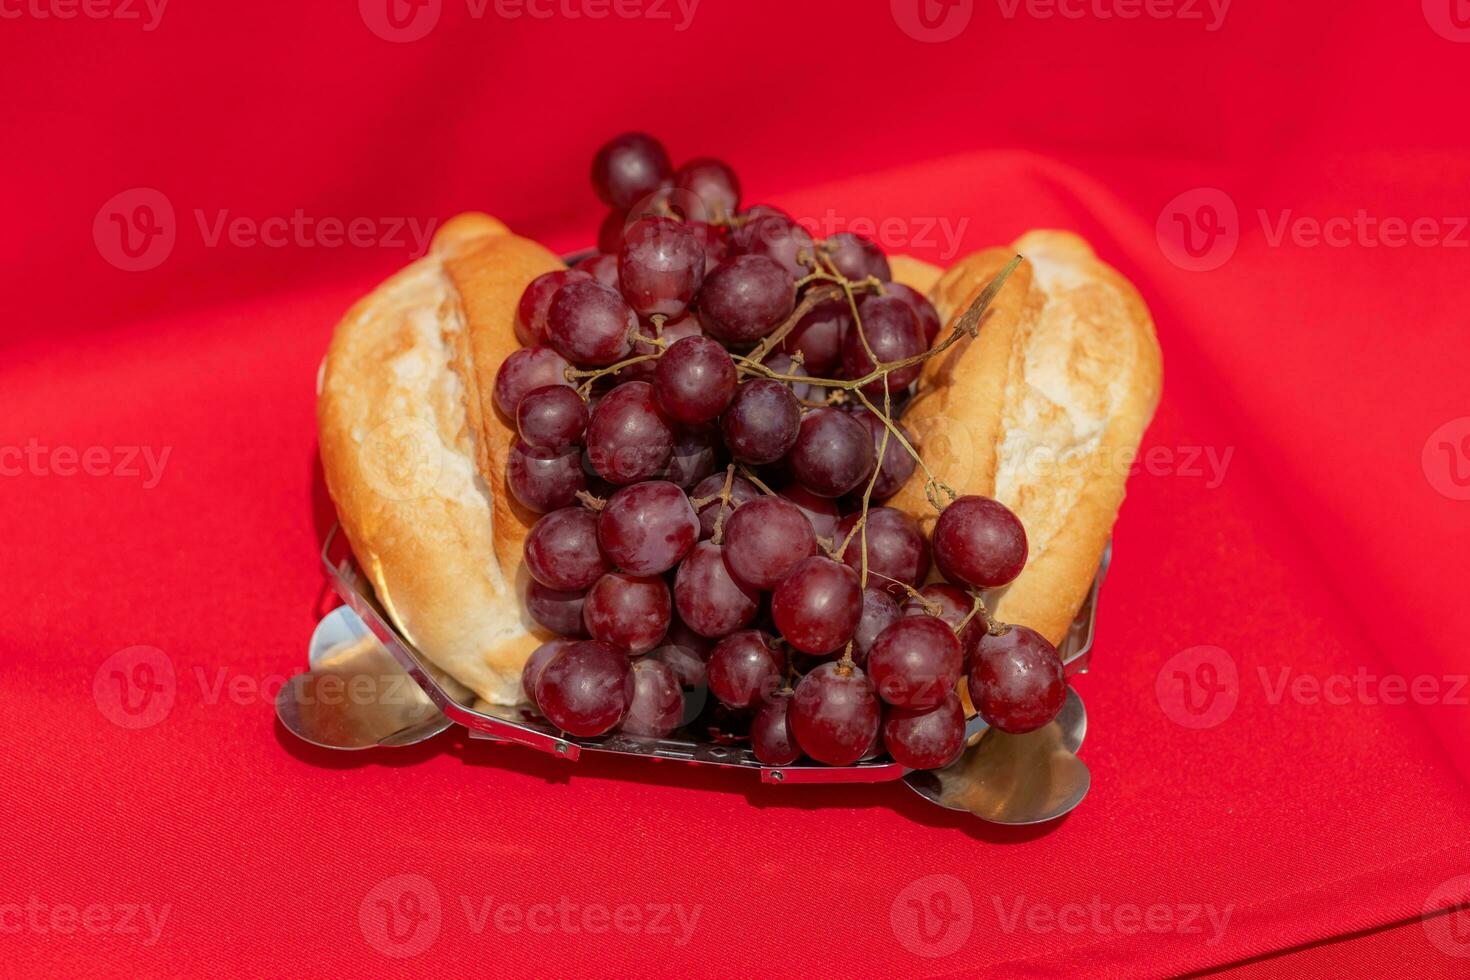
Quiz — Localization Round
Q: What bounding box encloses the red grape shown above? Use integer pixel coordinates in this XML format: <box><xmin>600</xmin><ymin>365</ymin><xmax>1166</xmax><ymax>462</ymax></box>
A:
<box><xmin>788</xmin><ymin>661</ymin><xmax>880</xmax><ymax>766</ymax></box>
<box><xmin>591</xmin><ymin>132</ymin><xmax>672</xmax><ymax>210</ymax></box>
<box><xmin>621</xmin><ymin>658</ymin><xmax>684</xmax><ymax>738</ymax></box>
<box><xmin>582</xmin><ymin>571</ymin><xmax>671</xmax><ymax>655</ymax></box>
<box><xmin>585</xmin><ymin>381</ymin><xmax>674</xmax><ymax>485</ymax></box>
<box><xmin>654</xmin><ymin>336</ymin><xmax>737</xmax><ymax>424</ymax></box>
<box><xmin>521</xmin><ymin>638</ymin><xmax>576</xmax><ymax>710</ymax></box>
<box><xmin>842</xmin><ymin>294</ymin><xmax>925</xmax><ymax>395</ymax></box>
<box><xmin>866</xmin><ymin>616</ymin><xmax>962</xmax><ymax>708</ymax></box>
<box><xmin>789</xmin><ymin>408</ymin><xmax>875</xmax><ymax>498</ymax></box>
<box><xmin>597</xmin><ymin>480</ymin><xmax>699</xmax><ymax>575</ymax></box>
<box><xmin>722</xmin><ymin>495</ymin><xmax>816</xmax><ymax>589</ymax></box>
<box><xmin>618</xmin><ymin>216</ymin><xmax>706</xmax><ymax>319</ymax></box>
<box><xmin>597</xmin><ymin>209</ymin><xmax>628</xmax><ymax>255</ymax></box>
<box><xmin>534</xmin><ymin>639</ymin><xmax>634</xmax><ymax>737</ymax></box>
<box><xmin>902</xmin><ymin>583</ymin><xmax>984</xmax><ymax>649</ymax></box>
<box><xmin>823</xmin><ymin>233</ymin><xmax>891</xmax><ymax>282</ymax></box>
<box><xmin>687</xmin><ymin>221</ymin><xmax>729</xmax><ymax>274</ymax></box>
<box><xmin>700</xmin><ymin>255</ymin><xmax>796</xmax><ymax>344</ymax></box>
<box><xmin>517</xmin><ymin>269</ymin><xmax>592</xmax><ymax>347</ymax></box>
<box><xmin>573</xmin><ymin>252</ymin><xmax>620</xmax><ymax>288</ymax></box>
<box><xmin>706</xmin><ymin>630</ymin><xmax>784</xmax><ymax>709</ymax></box>
<box><xmin>651</xmin><ymin>617</ymin><xmax>713</xmax><ymax>689</ymax></box>
<box><xmin>525</xmin><ymin>581</ymin><xmax>587</xmax><ymax>638</ymax></box>
<box><xmin>674</xmin><ymin>158</ymin><xmax>741</xmax><ymax>219</ymax></box>
<box><xmin>524</xmin><ymin>507</ymin><xmax>610</xmax><ymax>592</ymax></box>
<box><xmin>548</xmin><ymin>280</ymin><xmax>637</xmax><ymax>366</ymax></box>
<box><xmin>493</xmin><ymin>346</ymin><xmax>572</xmax><ymax>418</ymax></box>
<box><xmin>884</xmin><ymin>692</ymin><xmax>966</xmax><ymax>770</ymax></box>
<box><xmin>850</xmin><ymin>410</ymin><xmax>916</xmax><ymax>500</ymax></box>
<box><xmin>741</xmin><ymin>213</ymin><xmax>815</xmax><ymax>279</ymax></box>
<box><xmin>932</xmin><ymin>495</ymin><xmax>1028</xmax><ymax>589</ymax></box>
<box><xmin>720</xmin><ymin>379</ymin><xmax>801</xmax><ymax>465</ymax></box>
<box><xmin>832</xmin><ymin>507</ymin><xmax>930</xmax><ymax>596</ymax></box>
<box><xmin>779</xmin><ymin>484</ymin><xmax>840</xmax><ymax>539</ymax></box>
<box><xmin>885</xmin><ymin>282</ymin><xmax>943</xmax><ymax>347</ymax></box>
<box><xmin>625</xmin><ymin>311</ymin><xmax>703</xmax><ymax>381</ymax></box>
<box><xmin>691</xmin><ymin>473</ymin><xmax>759</xmax><ymax>540</ymax></box>
<box><xmin>967</xmin><ymin>625</ymin><xmax>1065</xmax><ymax>734</ymax></box>
<box><xmin>770</xmin><ymin>556</ymin><xmax>862</xmax><ymax>655</ymax></box>
<box><xmin>673</xmin><ymin>541</ymin><xmax>760</xmax><ymax>638</ymax></box>
<box><xmin>506</xmin><ymin>441</ymin><xmax>586</xmax><ymax>513</ymax></box>
<box><xmin>853</xmin><ymin>587</ymin><xmax>901</xmax><ymax>660</ymax></box>
<box><xmin>751</xmin><ymin>694</ymin><xmax>802</xmax><ymax>765</ymax></box>
<box><xmin>664</xmin><ymin>424</ymin><xmax>720</xmax><ymax>489</ymax></box>
<box><xmin>516</xmin><ymin>384</ymin><xmax>589</xmax><ymax>452</ymax></box>
<box><xmin>780</xmin><ymin>298</ymin><xmax>850</xmax><ymax>376</ymax></box>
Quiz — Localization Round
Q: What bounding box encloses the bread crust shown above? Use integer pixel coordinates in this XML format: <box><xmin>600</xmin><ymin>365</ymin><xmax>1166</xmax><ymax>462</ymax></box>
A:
<box><xmin>891</xmin><ymin>231</ymin><xmax>1162</xmax><ymax>645</ymax></box>
<box><xmin>317</xmin><ymin>216</ymin><xmax>564</xmax><ymax>705</ymax></box>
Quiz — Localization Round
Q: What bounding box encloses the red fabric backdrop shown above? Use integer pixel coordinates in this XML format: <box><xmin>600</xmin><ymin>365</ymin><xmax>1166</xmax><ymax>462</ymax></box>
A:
<box><xmin>4</xmin><ymin>2</ymin><xmax>1470</xmax><ymax>977</ymax></box>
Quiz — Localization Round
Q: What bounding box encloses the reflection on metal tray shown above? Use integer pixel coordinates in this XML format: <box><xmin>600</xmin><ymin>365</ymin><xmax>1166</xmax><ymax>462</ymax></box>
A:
<box><xmin>320</xmin><ymin>524</ymin><xmax>1108</xmax><ymax>785</ymax></box>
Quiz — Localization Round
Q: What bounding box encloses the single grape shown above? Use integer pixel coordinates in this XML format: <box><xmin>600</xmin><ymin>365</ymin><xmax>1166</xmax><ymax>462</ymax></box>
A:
<box><xmin>547</xmin><ymin>280</ymin><xmax>638</xmax><ymax>367</ymax></box>
<box><xmin>597</xmin><ymin>480</ymin><xmax>699</xmax><ymax>575</ymax></box>
<box><xmin>493</xmin><ymin>346</ymin><xmax>572</xmax><ymax>418</ymax></box>
<box><xmin>517</xmin><ymin>269</ymin><xmax>592</xmax><ymax>347</ymax></box>
<box><xmin>728</xmin><ymin>205</ymin><xmax>792</xmax><ymax>251</ymax></box>
<box><xmin>932</xmin><ymin>494</ymin><xmax>1029</xmax><ymax>589</ymax></box>
<box><xmin>690</xmin><ymin>473</ymin><xmax>760</xmax><ymax>540</ymax></box>
<box><xmin>591</xmin><ymin>132</ymin><xmax>672</xmax><ymax>210</ymax></box>
<box><xmin>524</xmin><ymin>507</ymin><xmax>610</xmax><ymax>592</ymax></box>
<box><xmin>761</xmin><ymin>351</ymin><xmax>819</xmax><ymax>404</ymax></box>
<box><xmin>751</xmin><ymin>693</ymin><xmax>802</xmax><ymax>765</ymax></box>
<box><xmin>621</xmin><ymin>658</ymin><xmax>684</xmax><ymax>738</ymax></box>
<box><xmin>664</xmin><ymin>424</ymin><xmax>720</xmax><ymax>490</ymax></box>
<box><xmin>597</xmin><ymin>209</ymin><xmax>628</xmax><ymax>255</ymax></box>
<box><xmin>885</xmin><ymin>282</ymin><xmax>943</xmax><ymax>347</ymax></box>
<box><xmin>779</xmin><ymin>484</ymin><xmax>840</xmax><ymax>539</ymax></box>
<box><xmin>841</xmin><ymin>294</ymin><xmax>926</xmax><ymax>395</ymax></box>
<box><xmin>788</xmin><ymin>662</ymin><xmax>881</xmax><ymax>766</ymax></box>
<box><xmin>823</xmin><ymin>233</ymin><xmax>891</xmax><ymax>282</ymax></box>
<box><xmin>740</xmin><ymin>213</ymin><xmax>816</xmax><ymax>279</ymax></box>
<box><xmin>534</xmin><ymin>639</ymin><xmax>634</xmax><ymax>737</ymax></box>
<box><xmin>674</xmin><ymin>158</ymin><xmax>741</xmax><ymax>219</ymax></box>
<box><xmin>624</xmin><ymin>311</ymin><xmax>703</xmax><ymax>382</ymax></box>
<box><xmin>573</xmin><ymin>252</ymin><xmax>620</xmax><ymax>289</ymax></box>
<box><xmin>506</xmin><ymin>440</ymin><xmax>586</xmax><ymax>513</ymax></box>
<box><xmin>968</xmin><ymin>625</ymin><xmax>1065</xmax><ymax>734</ymax></box>
<box><xmin>780</xmin><ymin>298</ymin><xmax>851</xmax><ymax>377</ymax></box>
<box><xmin>902</xmin><ymin>583</ymin><xmax>985</xmax><ymax>650</ymax></box>
<box><xmin>618</xmin><ymin>216</ymin><xmax>706</xmax><ymax>319</ymax></box>
<box><xmin>585</xmin><ymin>381</ymin><xmax>674</xmax><ymax>485</ymax></box>
<box><xmin>673</xmin><ymin>541</ymin><xmax>760</xmax><ymax>638</ymax></box>
<box><xmin>699</xmin><ymin>255</ymin><xmax>796</xmax><ymax>344</ymax></box>
<box><xmin>706</xmin><ymin>630</ymin><xmax>784</xmax><ymax>709</ymax></box>
<box><xmin>771</xmin><ymin>556</ymin><xmax>862</xmax><ymax>655</ymax></box>
<box><xmin>789</xmin><ymin>408</ymin><xmax>875</xmax><ymax>498</ymax></box>
<box><xmin>654</xmin><ymin>336</ymin><xmax>737</xmax><ymax>424</ymax></box>
<box><xmin>521</xmin><ymin>638</ymin><xmax>576</xmax><ymax>710</ymax></box>
<box><xmin>722</xmin><ymin>495</ymin><xmax>817</xmax><ymax>589</ymax></box>
<box><xmin>651</xmin><ymin>617</ymin><xmax>713</xmax><ymax>690</ymax></box>
<box><xmin>853</xmin><ymin>587</ymin><xmax>901</xmax><ymax>660</ymax></box>
<box><xmin>525</xmin><ymin>581</ymin><xmax>587</xmax><ymax>638</ymax></box>
<box><xmin>884</xmin><ymin>692</ymin><xmax>966</xmax><ymax>770</ymax></box>
<box><xmin>867</xmin><ymin>616</ymin><xmax>962</xmax><ymax>708</ymax></box>
<box><xmin>517</xmin><ymin>385</ymin><xmax>589</xmax><ymax>452</ymax></box>
<box><xmin>832</xmin><ymin>507</ymin><xmax>931</xmax><ymax>597</ymax></box>
<box><xmin>583</xmin><ymin>571</ymin><xmax>671</xmax><ymax>655</ymax></box>
<box><xmin>721</xmin><ymin>379</ymin><xmax>801</xmax><ymax>465</ymax></box>
<box><xmin>850</xmin><ymin>410</ymin><xmax>916</xmax><ymax>500</ymax></box>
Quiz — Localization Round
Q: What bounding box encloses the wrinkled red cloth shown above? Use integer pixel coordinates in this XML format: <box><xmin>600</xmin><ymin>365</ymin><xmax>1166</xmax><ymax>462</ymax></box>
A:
<box><xmin>3</xmin><ymin>2</ymin><xmax>1469</xmax><ymax>977</ymax></box>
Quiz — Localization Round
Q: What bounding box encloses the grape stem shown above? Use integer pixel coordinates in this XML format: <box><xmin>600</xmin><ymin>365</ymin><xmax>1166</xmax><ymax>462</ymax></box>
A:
<box><xmin>692</xmin><ymin>464</ymin><xmax>739</xmax><ymax>545</ymax></box>
<box><xmin>575</xmin><ymin>490</ymin><xmax>606</xmax><ymax>512</ymax></box>
<box><xmin>958</xmin><ymin>592</ymin><xmax>1009</xmax><ymax>638</ymax></box>
<box><xmin>736</xmin><ymin>465</ymin><xmax>777</xmax><ymax>497</ymax></box>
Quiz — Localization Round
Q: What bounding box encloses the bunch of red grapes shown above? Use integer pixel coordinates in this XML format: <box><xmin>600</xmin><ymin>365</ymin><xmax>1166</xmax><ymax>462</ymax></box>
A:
<box><xmin>499</xmin><ymin>132</ymin><xmax>1068</xmax><ymax>770</ymax></box>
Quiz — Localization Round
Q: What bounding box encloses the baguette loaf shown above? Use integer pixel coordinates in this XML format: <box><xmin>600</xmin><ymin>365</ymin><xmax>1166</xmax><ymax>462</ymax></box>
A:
<box><xmin>890</xmin><ymin>231</ymin><xmax>1162</xmax><ymax>645</ymax></box>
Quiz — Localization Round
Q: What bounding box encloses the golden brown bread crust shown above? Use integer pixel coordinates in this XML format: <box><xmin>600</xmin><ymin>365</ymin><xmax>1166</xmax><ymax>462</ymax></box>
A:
<box><xmin>891</xmin><ymin>230</ymin><xmax>1162</xmax><ymax>645</ymax></box>
<box><xmin>317</xmin><ymin>215</ymin><xmax>563</xmax><ymax>705</ymax></box>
